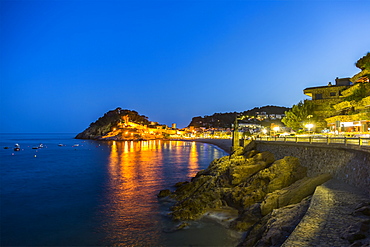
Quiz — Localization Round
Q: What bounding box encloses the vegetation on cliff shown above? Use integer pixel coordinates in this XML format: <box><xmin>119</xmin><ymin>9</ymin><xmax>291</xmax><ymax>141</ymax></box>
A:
<box><xmin>351</xmin><ymin>52</ymin><xmax>370</xmax><ymax>83</ymax></box>
<box><xmin>188</xmin><ymin>105</ymin><xmax>290</xmax><ymax>128</ymax></box>
<box><xmin>75</xmin><ymin>107</ymin><xmax>150</xmax><ymax>139</ymax></box>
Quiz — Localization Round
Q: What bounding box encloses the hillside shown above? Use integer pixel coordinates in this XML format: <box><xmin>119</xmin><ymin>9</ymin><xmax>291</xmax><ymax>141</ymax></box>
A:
<box><xmin>188</xmin><ymin>105</ymin><xmax>290</xmax><ymax>128</ymax></box>
<box><xmin>75</xmin><ymin>108</ymin><xmax>151</xmax><ymax>139</ymax></box>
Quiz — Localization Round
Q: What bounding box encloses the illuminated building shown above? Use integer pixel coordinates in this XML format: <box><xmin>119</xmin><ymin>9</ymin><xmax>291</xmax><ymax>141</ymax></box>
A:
<box><xmin>304</xmin><ymin>77</ymin><xmax>370</xmax><ymax>133</ymax></box>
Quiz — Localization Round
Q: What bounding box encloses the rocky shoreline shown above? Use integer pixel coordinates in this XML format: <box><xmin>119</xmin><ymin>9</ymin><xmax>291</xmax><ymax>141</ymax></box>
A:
<box><xmin>158</xmin><ymin>140</ymin><xmax>337</xmax><ymax>246</ymax></box>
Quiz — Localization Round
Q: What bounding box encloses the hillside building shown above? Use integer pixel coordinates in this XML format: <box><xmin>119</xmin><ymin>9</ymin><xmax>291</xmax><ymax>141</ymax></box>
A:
<box><xmin>303</xmin><ymin>77</ymin><xmax>370</xmax><ymax>133</ymax></box>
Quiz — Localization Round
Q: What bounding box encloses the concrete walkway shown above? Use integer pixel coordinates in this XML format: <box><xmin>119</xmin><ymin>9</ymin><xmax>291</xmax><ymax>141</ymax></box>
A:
<box><xmin>282</xmin><ymin>179</ymin><xmax>370</xmax><ymax>247</ymax></box>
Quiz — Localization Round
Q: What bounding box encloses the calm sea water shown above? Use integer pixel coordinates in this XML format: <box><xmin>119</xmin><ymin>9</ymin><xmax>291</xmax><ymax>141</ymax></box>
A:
<box><xmin>0</xmin><ymin>133</ymin><xmax>241</xmax><ymax>246</ymax></box>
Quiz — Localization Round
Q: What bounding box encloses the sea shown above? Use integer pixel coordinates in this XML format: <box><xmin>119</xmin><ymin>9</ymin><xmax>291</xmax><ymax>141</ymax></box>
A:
<box><xmin>0</xmin><ymin>133</ymin><xmax>242</xmax><ymax>246</ymax></box>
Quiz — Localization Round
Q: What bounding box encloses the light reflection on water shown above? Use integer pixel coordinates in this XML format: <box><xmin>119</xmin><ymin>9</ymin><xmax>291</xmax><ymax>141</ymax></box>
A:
<box><xmin>101</xmin><ymin>140</ymin><xmax>164</xmax><ymax>245</ymax></box>
<box><xmin>1</xmin><ymin>135</ymin><xmax>237</xmax><ymax>246</ymax></box>
<box><xmin>98</xmin><ymin>140</ymin><xmax>231</xmax><ymax>246</ymax></box>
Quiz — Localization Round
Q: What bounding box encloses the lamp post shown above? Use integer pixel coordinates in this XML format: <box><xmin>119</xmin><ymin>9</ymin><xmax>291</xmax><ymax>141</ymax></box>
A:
<box><xmin>305</xmin><ymin>123</ymin><xmax>314</xmax><ymax>135</ymax></box>
<box><xmin>232</xmin><ymin>117</ymin><xmax>240</xmax><ymax>151</ymax></box>
<box><xmin>232</xmin><ymin>115</ymin><xmax>248</xmax><ymax>151</ymax></box>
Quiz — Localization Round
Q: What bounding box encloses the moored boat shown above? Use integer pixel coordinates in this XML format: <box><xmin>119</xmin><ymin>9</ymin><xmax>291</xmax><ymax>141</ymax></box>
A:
<box><xmin>14</xmin><ymin>144</ymin><xmax>21</xmax><ymax>151</ymax></box>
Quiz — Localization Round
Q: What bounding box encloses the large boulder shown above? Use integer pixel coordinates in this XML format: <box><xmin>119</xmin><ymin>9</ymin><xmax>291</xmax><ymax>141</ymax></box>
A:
<box><xmin>260</xmin><ymin>173</ymin><xmax>332</xmax><ymax>216</ymax></box>
<box><xmin>240</xmin><ymin>196</ymin><xmax>311</xmax><ymax>247</ymax></box>
<box><xmin>228</xmin><ymin>151</ymin><xmax>275</xmax><ymax>185</ymax></box>
<box><xmin>230</xmin><ymin>203</ymin><xmax>262</xmax><ymax>231</ymax></box>
<box><xmin>251</xmin><ymin>151</ymin><xmax>275</xmax><ymax>164</ymax></box>
<box><xmin>231</xmin><ymin>146</ymin><xmax>244</xmax><ymax>158</ymax></box>
<box><xmin>224</xmin><ymin>156</ymin><xmax>307</xmax><ymax>210</ymax></box>
<box><xmin>243</xmin><ymin>140</ymin><xmax>257</xmax><ymax>153</ymax></box>
<box><xmin>229</xmin><ymin>161</ymin><xmax>268</xmax><ymax>185</ymax></box>
<box><xmin>157</xmin><ymin>189</ymin><xmax>171</xmax><ymax>198</ymax></box>
<box><xmin>259</xmin><ymin>156</ymin><xmax>307</xmax><ymax>193</ymax></box>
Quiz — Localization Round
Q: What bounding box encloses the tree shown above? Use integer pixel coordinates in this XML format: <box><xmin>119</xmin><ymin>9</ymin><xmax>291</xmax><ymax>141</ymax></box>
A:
<box><xmin>344</xmin><ymin>82</ymin><xmax>370</xmax><ymax>102</ymax></box>
<box><xmin>355</xmin><ymin>52</ymin><xmax>370</xmax><ymax>70</ymax></box>
<box><xmin>351</xmin><ymin>52</ymin><xmax>370</xmax><ymax>82</ymax></box>
<box><xmin>281</xmin><ymin>100</ymin><xmax>315</xmax><ymax>131</ymax></box>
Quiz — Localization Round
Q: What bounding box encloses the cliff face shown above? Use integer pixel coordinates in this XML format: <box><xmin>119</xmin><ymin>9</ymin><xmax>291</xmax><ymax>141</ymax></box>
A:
<box><xmin>158</xmin><ymin>140</ymin><xmax>332</xmax><ymax>245</ymax></box>
<box><xmin>75</xmin><ymin>107</ymin><xmax>151</xmax><ymax>140</ymax></box>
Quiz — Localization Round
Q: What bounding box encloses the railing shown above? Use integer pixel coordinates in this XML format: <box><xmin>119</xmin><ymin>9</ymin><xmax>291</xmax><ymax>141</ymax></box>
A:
<box><xmin>255</xmin><ymin>136</ymin><xmax>370</xmax><ymax>147</ymax></box>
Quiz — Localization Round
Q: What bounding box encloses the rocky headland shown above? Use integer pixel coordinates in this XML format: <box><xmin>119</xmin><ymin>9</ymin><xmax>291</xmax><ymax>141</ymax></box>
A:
<box><xmin>75</xmin><ymin>108</ymin><xmax>163</xmax><ymax>140</ymax></box>
<box><xmin>158</xmin><ymin>140</ymin><xmax>370</xmax><ymax>246</ymax></box>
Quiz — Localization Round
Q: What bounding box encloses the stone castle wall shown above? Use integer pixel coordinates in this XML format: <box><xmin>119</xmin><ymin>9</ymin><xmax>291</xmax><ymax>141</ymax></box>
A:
<box><xmin>254</xmin><ymin>142</ymin><xmax>370</xmax><ymax>195</ymax></box>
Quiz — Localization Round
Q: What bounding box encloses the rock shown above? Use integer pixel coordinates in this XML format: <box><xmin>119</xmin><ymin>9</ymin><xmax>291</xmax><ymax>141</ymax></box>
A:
<box><xmin>226</xmin><ymin>156</ymin><xmax>306</xmax><ymax>209</ymax></box>
<box><xmin>230</xmin><ymin>203</ymin><xmax>262</xmax><ymax>231</ymax></box>
<box><xmin>260</xmin><ymin>156</ymin><xmax>307</xmax><ymax>193</ymax></box>
<box><xmin>229</xmin><ymin>161</ymin><xmax>268</xmax><ymax>185</ymax></box>
<box><xmin>163</xmin><ymin>222</ymin><xmax>190</xmax><ymax>233</ymax></box>
<box><xmin>243</xmin><ymin>140</ymin><xmax>257</xmax><ymax>153</ymax></box>
<box><xmin>239</xmin><ymin>197</ymin><xmax>311</xmax><ymax>247</ymax></box>
<box><xmin>176</xmin><ymin>222</ymin><xmax>190</xmax><ymax>230</ymax></box>
<box><xmin>251</xmin><ymin>151</ymin><xmax>275</xmax><ymax>164</ymax></box>
<box><xmin>260</xmin><ymin>173</ymin><xmax>332</xmax><ymax>216</ymax></box>
<box><xmin>195</xmin><ymin>156</ymin><xmax>231</xmax><ymax>177</ymax></box>
<box><xmin>174</xmin><ymin>181</ymin><xmax>189</xmax><ymax>187</ymax></box>
<box><xmin>166</xmin><ymin>153</ymin><xmax>311</xmax><ymax>237</ymax></box>
<box><xmin>353</xmin><ymin>202</ymin><xmax>370</xmax><ymax>216</ymax></box>
<box><xmin>157</xmin><ymin>189</ymin><xmax>171</xmax><ymax>198</ymax></box>
<box><xmin>244</xmin><ymin>149</ymin><xmax>259</xmax><ymax>158</ymax></box>
<box><xmin>231</xmin><ymin>146</ymin><xmax>245</xmax><ymax>158</ymax></box>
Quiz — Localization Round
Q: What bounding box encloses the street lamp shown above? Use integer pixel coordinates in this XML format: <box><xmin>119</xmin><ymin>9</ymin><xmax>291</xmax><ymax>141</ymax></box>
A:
<box><xmin>305</xmin><ymin>123</ymin><xmax>314</xmax><ymax>134</ymax></box>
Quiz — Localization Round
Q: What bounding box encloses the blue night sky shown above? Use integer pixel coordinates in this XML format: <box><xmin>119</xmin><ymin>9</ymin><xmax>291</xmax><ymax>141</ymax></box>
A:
<box><xmin>1</xmin><ymin>0</ymin><xmax>369</xmax><ymax>133</ymax></box>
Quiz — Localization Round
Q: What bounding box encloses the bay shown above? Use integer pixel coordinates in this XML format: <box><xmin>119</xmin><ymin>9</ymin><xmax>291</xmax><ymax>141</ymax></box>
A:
<box><xmin>0</xmin><ymin>133</ymin><xmax>241</xmax><ymax>246</ymax></box>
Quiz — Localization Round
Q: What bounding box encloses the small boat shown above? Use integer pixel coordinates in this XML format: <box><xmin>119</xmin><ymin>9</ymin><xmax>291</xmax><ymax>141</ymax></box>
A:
<box><xmin>73</xmin><ymin>144</ymin><xmax>80</xmax><ymax>147</ymax></box>
<box><xmin>58</xmin><ymin>144</ymin><xmax>64</xmax><ymax>147</ymax></box>
<box><xmin>32</xmin><ymin>144</ymin><xmax>44</xmax><ymax>149</ymax></box>
<box><xmin>14</xmin><ymin>144</ymin><xmax>20</xmax><ymax>151</ymax></box>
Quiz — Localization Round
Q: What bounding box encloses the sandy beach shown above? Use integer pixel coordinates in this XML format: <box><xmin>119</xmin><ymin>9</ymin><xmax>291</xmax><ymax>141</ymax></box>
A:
<box><xmin>176</xmin><ymin>138</ymin><xmax>232</xmax><ymax>154</ymax></box>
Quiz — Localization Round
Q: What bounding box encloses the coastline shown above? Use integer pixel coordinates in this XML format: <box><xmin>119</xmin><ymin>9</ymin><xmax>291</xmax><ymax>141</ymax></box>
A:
<box><xmin>75</xmin><ymin>135</ymin><xmax>232</xmax><ymax>154</ymax></box>
<box><xmin>170</xmin><ymin>138</ymin><xmax>232</xmax><ymax>154</ymax></box>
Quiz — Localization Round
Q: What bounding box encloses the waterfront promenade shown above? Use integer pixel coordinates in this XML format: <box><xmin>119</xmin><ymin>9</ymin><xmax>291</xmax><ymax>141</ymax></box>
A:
<box><xmin>189</xmin><ymin>138</ymin><xmax>370</xmax><ymax>246</ymax></box>
<box><xmin>282</xmin><ymin>179</ymin><xmax>370</xmax><ymax>246</ymax></box>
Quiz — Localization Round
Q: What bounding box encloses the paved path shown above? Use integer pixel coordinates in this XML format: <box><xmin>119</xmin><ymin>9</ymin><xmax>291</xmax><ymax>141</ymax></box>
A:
<box><xmin>282</xmin><ymin>179</ymin><xmax>370</xmax><ymax>247</ymax></box>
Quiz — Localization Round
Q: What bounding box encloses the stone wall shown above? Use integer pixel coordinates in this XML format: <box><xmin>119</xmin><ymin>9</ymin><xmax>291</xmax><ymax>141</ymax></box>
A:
<box><xmin>254</xmin><ymin>142</ymin><xmax>370</xmax><ymax>195</ymax></box>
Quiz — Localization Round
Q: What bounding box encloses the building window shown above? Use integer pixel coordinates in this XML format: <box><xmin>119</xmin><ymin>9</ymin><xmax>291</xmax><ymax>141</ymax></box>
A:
<box><xmin>315</xmin><ymin>93</ymin><xmax>323</xmax><ymax>99</ymax></box>
<box><xmin>330</xmin><ymin>92</ymin><xmax>336</xmax><ymax>96</ymax></box>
